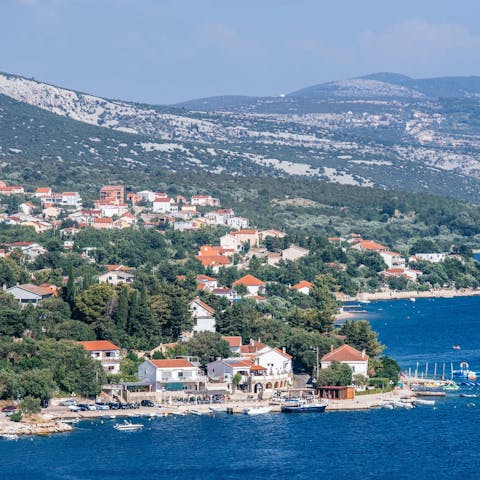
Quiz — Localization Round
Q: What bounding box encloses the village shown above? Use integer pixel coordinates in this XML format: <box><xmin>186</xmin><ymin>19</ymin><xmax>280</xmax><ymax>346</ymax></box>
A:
<box><xmin>0</xmin><ymin>179</ymin><xmax>477</xmax><ymax>432</ymax></box>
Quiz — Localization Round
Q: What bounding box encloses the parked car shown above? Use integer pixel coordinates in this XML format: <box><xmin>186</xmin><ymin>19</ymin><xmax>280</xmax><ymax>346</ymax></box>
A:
<box><xmin>60</xmin><ymin>399</ymin><xmax>77</xmax><ymax>407</ymax></box>
<box><xmin>78</xmin><ymin>403</ymin><xmax>96</xmax><ymax>411</ymax></box>
<box><xmin>140</xmin><ymin>400</ymin><xmax>155</xmax><ymax>407</ymax></box>
<box><xmin>1</xmin><ymin>405</ymin><xmax>18</xmax><ymax>413</ymax></box>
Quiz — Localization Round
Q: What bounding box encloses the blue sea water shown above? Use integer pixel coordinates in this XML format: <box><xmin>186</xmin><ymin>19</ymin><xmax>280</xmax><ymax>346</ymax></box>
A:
<box><xmin>2</xmin><ymin>297</ymin><xmax>480</xmax><ymax>480</ymax></box>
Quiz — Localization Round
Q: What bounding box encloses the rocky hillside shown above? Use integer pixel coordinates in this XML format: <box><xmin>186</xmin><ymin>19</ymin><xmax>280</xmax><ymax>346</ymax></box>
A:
<box><xmin>2</xmin><ymin>71</ymin><xmax>480</xmax><ymax>202</ymax></box>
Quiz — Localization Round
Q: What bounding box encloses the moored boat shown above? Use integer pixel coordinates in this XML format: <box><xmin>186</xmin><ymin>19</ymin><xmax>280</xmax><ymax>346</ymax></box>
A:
<box><xmin>413</xmin><ymin>399</ymin><xmax>435</xmax><ymax>406</ymax></box>
<box><xmin>281</xmin><ymin>398</ymin><xmax>328</xmax><ymax>413</ymax></box>
<box><xmin>113</xmin><ymin>420</ymin><xmax>144</xmax><ymax>431</ymax></box>
<box><xmin>243</xmin><ymin>406</ymin><xmax>273</xmax><ymax>416</ymax></box>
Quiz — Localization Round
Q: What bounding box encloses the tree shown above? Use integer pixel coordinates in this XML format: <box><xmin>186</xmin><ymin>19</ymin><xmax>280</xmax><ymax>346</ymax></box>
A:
<box><xmin>306</xmin><ymin>274</ymin><xmax>339</xmax><ymax>332</ymax></box>
<box><xmin>339</xmin><ymin>320</ymin><xmax>385</xmax><ymax>357</ymax></box>
<box><xmin>373</xmin><ymin>356</ymin><xmax>401</xmax><ymax>384</ymax></box>
<box><xmin>317</xmin><ymin>361</ymin><xmax>352</xmax><ymax>386</ymax></box>
<box><xmin>74</xmin><ymin>283</ymin><xmax>117</xmax><ymax>324</ymax></box>
<box><xmin>186</xmin><ymin>332</ymin><xmax>231</xmax><ymax>366</ymax></box>
<box><xmin>115</xmin><ymin>284</ymin><xmax>129</xmax><ymax>331</ymax></box>
<box><xmin>20</xmin><ymin>395</ymin><xmax>41</xmax><ymax>415</ymax></box>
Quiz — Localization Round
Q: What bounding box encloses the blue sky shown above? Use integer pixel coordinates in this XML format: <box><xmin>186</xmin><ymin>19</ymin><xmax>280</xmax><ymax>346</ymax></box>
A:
<box><xmin>2</xmin><ymin>0</ymin><xmax>480</xmax><ymax>104</ymax></box>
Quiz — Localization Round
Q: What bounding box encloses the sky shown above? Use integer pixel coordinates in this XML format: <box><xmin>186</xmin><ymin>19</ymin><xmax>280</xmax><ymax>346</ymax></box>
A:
<box><xmin>2</xmin><ymin>0</ymin><xmax>480</xmax><ymax>104</ymax></box>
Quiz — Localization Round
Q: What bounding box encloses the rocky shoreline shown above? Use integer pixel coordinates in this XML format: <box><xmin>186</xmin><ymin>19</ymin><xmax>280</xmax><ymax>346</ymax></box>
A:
<box><xmin>0</xmin><ymin>415</ymin><xmax>73</xmax><ymax>436</ymax></box>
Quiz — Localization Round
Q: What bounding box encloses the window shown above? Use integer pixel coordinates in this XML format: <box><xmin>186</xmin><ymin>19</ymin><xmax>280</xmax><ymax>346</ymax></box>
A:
<box><xmin>178</xmin><ymin>371</ymin><xmax>184</xmax><ymax>378</ymax></box>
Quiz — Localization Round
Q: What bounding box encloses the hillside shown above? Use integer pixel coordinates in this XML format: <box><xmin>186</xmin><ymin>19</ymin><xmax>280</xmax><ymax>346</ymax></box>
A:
<box><xmin>2</xmin><ymin>71</ymin><xmax>480</xmax><ymax>203</ymax></box>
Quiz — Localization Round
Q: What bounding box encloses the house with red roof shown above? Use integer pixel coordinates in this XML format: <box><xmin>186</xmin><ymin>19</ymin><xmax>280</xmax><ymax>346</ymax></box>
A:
<box><xmin>152</xmin><ymin>197</ymin><xmax>178</xmax><ymax>214</ymax></box>
<box><xmin>137</xmin><ymin>358</ymin><xmax>205</xmax><ymax>392</ymax></box>
<box><xmin>6</xmin><ymin>283</ymin><xmax>55</xmax><ymax>307</ymax></box>
<box><xmin>292</xmin><ymin>280</ymin><xmax>313</xmax><ymax>295</ymax></box>
<box><xmin>352</xmin><ymin>240</ymin><xmax>388</xmax><ymax>253</ymax></box>
<box><xmin>207</xmin><ymin>339</ymin><xmax>293</xmax><ymax>394</ymax></box>
<box><xmin>232</xmin><ymin>274</ymin><xmax>266</xmax><ymax>296</ymax></box>
<box><xmin>190</xmin><ymin>297</ymin><xmax>216</xmax><ymax>334</ymax></box>
<box><xmin>321</xmin><ymin>344</ymin><xmax>369</xmax><ymax>377</ymax></box>
<box><xmin>229</xmin><ymin>229</ymin><xmax>259</xmax><ymax>247</ymax></box>
<box><xmin>78</xmin><ymin>340</ymin><xmax>121</xmax><ymax>374</ymax></box>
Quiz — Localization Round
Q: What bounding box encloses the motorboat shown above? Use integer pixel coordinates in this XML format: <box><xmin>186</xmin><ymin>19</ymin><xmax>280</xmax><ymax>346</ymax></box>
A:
<box><xmin>460</xmin><ymin>393</ymin><xmax>478</xmax><ymax>398</ymax></box>
<box><xmin>281</xmin><ymin>398</ymin><xmax>328</xmax><ymax>413</ymax></box>
<box><xmin>381</xmin><ymin>403</ymin><xmax>394</xmax><ymax>410</ymax></box>
<box><xmin>0</xmin><ymin>434</ymin><xmax>19</xmax><ymax>440</ymax></box>
<box><xmin>113</xmin><ymin>420</ymin><xmax>144</xmax><ymax>431</ymax></box>
<box><xmin>208</xmin><ymin>406</ymin><xmax>227</xmax><ymax>413</ymax></box>
<box><xmin>392</xmin><ymin>401</ymin><xmax>415</xmax><ymax>409</ymax></box>
<box><xmin>413</xmin><ymin>399</ymin><xmax>435</xmax><ymax>406</ymax></box>
<box><xmin>243</xmin><ymin>406</ymin><xmax>273</xmax><ymax>415</ymax></box>
<box><xmin>452</xmin><ymin>345</ymin><xmax>461</xmax><ymax>350</ymax></box>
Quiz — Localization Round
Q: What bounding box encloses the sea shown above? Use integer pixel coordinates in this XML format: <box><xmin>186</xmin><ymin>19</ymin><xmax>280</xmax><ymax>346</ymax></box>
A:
<box><xmin>3</xmin><ymin>296</ymin><xmax>480</xmax><ymax>480</ymax></box>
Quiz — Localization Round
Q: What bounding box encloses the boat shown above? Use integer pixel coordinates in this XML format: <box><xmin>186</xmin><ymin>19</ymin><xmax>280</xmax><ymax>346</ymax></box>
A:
<box><xmin>208</xmin><ymin>406</ymin><xmax>227</xmax><ymax>413</ymax></box>
<box><xmin>188</xmin><ymin>409</ymin><xmax>205</xmax><ymax>416</ymax></box>
<box><xmin>443</xmin><ymin>383</ymin><xmax>460</xmax><ymax>391</ymax></box>
<box><xmin>381</xmin><ymin>403</ymin><xmax>394</xmax><ymax>410</ymax></box>
<box><xmin>409</xmin><ymin>297</ymin><xmax>416</xmax><ymax>302</ymax></box>
<box><xmin>460</xmin><ymin>393</ymin><xmax>478</xmax><ymax>398</ymax></box>
<box><xmin>359</xmin><ymin>300</ymin><xmax>371</xmax><ymax>304</ymax></box>
<box><xmin>281</xmin><ymin>398</ymin><xmax>328</xmax><ymax>413</ymax></box>
<box><xmin>243</xmin><ymin>406</ymin><xmax>273</xmax><ymax>416</ymax></box>
<box><xmin>453</xmin><ymin>362</ymin><xmax>478</xmax><ymax>381</ymax></box>
<box><xmin>59</xmin><ymin>418</ymin><xmax>80</xmax><ymax>424</ymax></box>
<box><xmin>392</xmin><ymin>401</ymin><xmax>415</xmax><ymax>409</ymax></box>
<box><xmin>413</xmin><ymin>399</ymin><xmax>435</xmax><ymax>406</ymax></box>
<box><xmin>452</xmin><ymin>345</ymin><xmax>461</xmax><ymax>350</ymax></box>
<box><xmin>415</xmin><ymin>391</ymin><xmax>446</xmax><ymax>397</ymax></box>
<box><xmin>113</xmin><ymin>420</ymin><xmax>144</xmax><ymax>431</ymax></box>
<box><xmin>0</xmin><ymin>434</ymin><xmax>19</xmax><ymax>440</ymax></box>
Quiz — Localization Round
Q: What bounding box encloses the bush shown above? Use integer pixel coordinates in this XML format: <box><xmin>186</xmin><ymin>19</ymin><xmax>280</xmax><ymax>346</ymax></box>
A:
<box><xmin>20</xmin><ymin>395</ymin><xmax>41</xmax><ymax>415</ymax></box>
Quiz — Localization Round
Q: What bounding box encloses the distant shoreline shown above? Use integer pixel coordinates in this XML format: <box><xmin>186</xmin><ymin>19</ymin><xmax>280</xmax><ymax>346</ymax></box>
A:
<box><xmin>340</xmin><ymin>288</ymin><xmax>480</xmax><ymax>303</ymax></box>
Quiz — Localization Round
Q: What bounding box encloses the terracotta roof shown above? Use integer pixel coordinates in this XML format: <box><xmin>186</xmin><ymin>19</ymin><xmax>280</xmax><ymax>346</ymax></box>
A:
<box><xmin>78</xmin><ymin>340</ymin><xmax>120</xmax><ymax>351</ymax></box>
<box><xmin>273</xmin><ymin>347</ymin><xmax>293</xmax><ymax>360</ymax></box>
<box><xmin>357</xmin><ymin>240</ymin><xmax>387</xmax><ymax>251</ymax></box>
<box><xmin>292</xmin><ymin>281</ymin><xmax>313</xmax><ymax>290</ymax></box>
<box><xmin>195</xmin><ymin>255</ymin><xmax>231</xmax><ymax>267</ymax></box>
<box><xmin>224</xmin><ymin>359</ymin><xmax>253</xmax><ymax>368</ymax></box>
<box><xmin>197</xmin><ymin>274</ymin><xmax>215</xmax><ymax>282</ymax></box>
<box><xmin>14</xmin><ymin>283</ymin><xmax>54</xmax><ymax>296</ymax></box>
<box><xmin>222</xmin><ymin>336</ymin><xmax>242</xmax><ymax>347</ymax></box>
<box><xmin>232</xmin><ymin>275</ymin><xmax>265</xmax><ymax>287</ymax></box>
<box><xmin>231</xmin><ymin>229</ymin><xmax>258</xmax><ymax>235</ymax></box>
<box><xmin>240</xmin><ymin>340</ymin><xmax>268</xmax><ymax>354</ymax></box>
<box><xmin>250</xmin><ymin>365</ymin><xmax>267</xmax><ymax>371</ymax></box>
<box><xmin>35</xmin><ymin>187</ymin><xmax>51</xmax><ymax>193</ymax></box>
<box><xmin>100</xmin><ymin>185</ymin><xmax>123</xmax><ymax>191</ymax></box>
<box><xmin>154</xmin><ymin>197</ymin><xmax>173</xmax><ymax>203</ymax></box>
<box><xmin>93</xmin><ymin>218</ymin><xmax>113</xmax><ymax>224</ymax></box>
<box><xmin>321</xmin><ymin>344</ymin><xmax>369</xmax><ymax>362</ymax></box>
<box><xmin>382</xmin><ymin>251</ymin><xmax>402</xmax><ymax>257</ymax></box>
<box><xmin>62</xmin><ymin>192</ymin><xmax>78</xmax><ymax>196</ymax></box>
<box><xmin>150</xmin><ymin>359</ymin><xmax>194</xmax><ymax>368</ymax></box>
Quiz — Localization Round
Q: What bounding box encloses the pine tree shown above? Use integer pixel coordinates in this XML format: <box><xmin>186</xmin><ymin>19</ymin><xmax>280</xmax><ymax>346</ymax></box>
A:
<box><xmin>116</xmin><ymin>284</ymin><xmax>129</xmax><ymax>331</ymax></box>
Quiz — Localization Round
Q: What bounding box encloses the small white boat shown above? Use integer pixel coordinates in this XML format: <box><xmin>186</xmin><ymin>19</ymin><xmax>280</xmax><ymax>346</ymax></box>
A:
<box><xmin>209</xmin><ymin>406</ymin><xmax>227</xmax><ymax>413</ymax></box>
<box><xmin>243</xmin><ymin>406</ymin><xmax>273</xmax><ymax>416</ymax></box>
<box><xmin>113</xmin><ymin>420</ymin><xmax>144</xmax><ymax>431</ymax></box>
<box><xmin>188</xmin><ymin>409</ymin><xmax>205</xmax><ymax>416</ymax></box>
<box><xmin>393</xmin><ymin>401</ymin><xmax>415</xmax><ymax>409</ymax></box>
<box><xmin>413</xmin><ymin>399</ymin><xmax>436</xmax><ymax>406</ymax></box>
<box><xmin>59</xmin><ymin>418</ymin><xmax>80</xmax><ymax>424</ymax></box>
<box><xmin>381</xmin><ymin>403</ymin><xmax>394</xmax><ymax>410</ymax></box>
<box><xmin>409</xmin><ymin>297</ymin><xmax>416</xmax><ymax>302</ymax></box>
<box><xmin>1</xmin><ymin>434</ymin><xmax>19</xmax><ymax>440</ymax></box>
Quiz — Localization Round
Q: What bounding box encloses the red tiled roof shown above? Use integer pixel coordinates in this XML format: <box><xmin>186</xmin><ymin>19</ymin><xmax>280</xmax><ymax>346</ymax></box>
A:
<box><xmin>250</xmin><ymin>365</ymin><xmax>267</xmax><ymax>371</ymax></box>
<box><xmin>232</xmin><ymin>275</ymin><xmax>265</xmax><ymax>287</ymax></box>
<box><xmin>273</xmin><ymin>347</ymin><xmax>293</xmax><ymax>360</ymax></box>
<box><xmin>222</xmin><ymin>336</ymin><xmax>242</xmax><ymax>347</ymax></box>
<box><xmin>357</xmin><ymin>240</ymin><xmax>387</xmax><ymax>251</ymax></box>
<box><xmin>78</xmin><ymin>340</ymin><xmax>120</xmax><ymax>351</ymax></box>
<box><xmin>93</xmin><ymin>218</ymin><xmax>113</xmax><ymax>224</ymax></box>
<box><xmin>292</xmin><ymin>281</ymin><xmax>313</xmax><ymax>290</ymax></box>
<box><xmin>150</xmin><ymin>359</ymin><xmax>194</xmax><ymax>368</ymax></box>
<box><xmin>192</xmin><ymin>297</ymin><xmax>215</xmax><ymax>315</ymax></box>
<box><xmin>321</xmin><ymin>344</ymin><xmax>369</xmax><ymax>362</ymax></box>
<box><xmin>231</xmin><ymin>229</ymin><xmax>257</xmax><ymax>235</ymax></box>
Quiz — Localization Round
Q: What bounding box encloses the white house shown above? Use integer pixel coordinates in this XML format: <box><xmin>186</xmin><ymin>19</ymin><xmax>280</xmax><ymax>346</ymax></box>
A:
<box><xmin>99</xmin><ymin>270</ymin><xmax>136</xmax><ymax>286</ymax></box>
<box><xmin>137</xmin><ymin>190</ymin><xmax>158</xmax><ymax>203</ymax></box>
<box><xmin>191</xmin><ymin>195</ymin><xmax>220</xmax><ymax>207</ymax></box>
<box><xmin>292</xmin><ymin>280</ymin><xmax>313</xmax><ymax>295</ymax></box>
<box><xmin>220</xmin><ymin>234</ymin><xmax>243</xmax><ymax>253</ymax></box>
<box><xmin>137</xmin><ymin>359</ymin><xmax>204</xmax><ymax>392</ymax></box>
<box><xmin>227</xmin><ymin>216</ymin><xmax>249</xmax><ymax>229</ymax></box>
<box><xmin>152</xmin><ymin>197</ymin><xmax>177</xmax><ymax>214</ymax></box>
<box><xmin>380</xmin><ymin>251</ymin><xmax>406</xmax><ymax>269</ymax></box>
<box><xmin>232</xmin><ymin>275</ymin><xmax>266</xmax><ymax>296</ymax></box>
<box><xmin>410</xmin><ymin>253</ymin><xmax>447</xmax><ymax>263</ymax></box>
<box><xmin>321</xmin><ymin>344</ymin><xmax>369</xmax><ymax>377</ymax></box>
<box><xmin>78</xmin><ymin>340</ymin><xmax>121</xmax><ymax>374</ymax></box>
<box><xmin>190</xmin><ymin>297</ymin><xmax>216</xmax><ymax>333</ymax></box>
<box><xmin>6</xmin><ymin>283</ymin><xmax>55</xmax><ymax>307</ymax></box>
<box><xmin>60</xmin><ymin>192</ymin><xmax>82</xmax><ymax>208</ymax></box>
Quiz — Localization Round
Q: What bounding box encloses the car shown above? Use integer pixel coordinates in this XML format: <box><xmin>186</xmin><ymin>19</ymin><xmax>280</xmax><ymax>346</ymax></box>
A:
<box><xmin>68</xmin><ymin>405</ymin><xmax>81</xmax><ymax>412</ymax></box>
<box><xmin>1</xmin><ymin>405</ymin><xmax>18</xmax><ymax>413</ymax></box>
<box><xmin>140</xmin><ymin>400</ymin><xmax>155</xmax><ymax>407</ymax></box>
<box><xmin>60</xmin><ymin>399</ymin><xmax>77</xmax><ymax>407</ymax></box>
<box><xmin>78</xmin><ymin>403</ymin><xmax>96</xmax><ymax>411</ymax></box>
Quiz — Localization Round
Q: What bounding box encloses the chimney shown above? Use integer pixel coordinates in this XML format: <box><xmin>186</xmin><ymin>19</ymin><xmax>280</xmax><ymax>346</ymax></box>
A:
<box><xmin>362</xmin><ymin>349</ymin><xmax>366</xmax><ymax>359</ymax></box>
<box><xmin>282</xmin><ymin>347</ymin><xmax>286</xmax><ymax>353</ymax></box>
<box><xmin>330</xmin><ymin>344</ymin><xmax>334</xmax><ymax>352</ymax></box>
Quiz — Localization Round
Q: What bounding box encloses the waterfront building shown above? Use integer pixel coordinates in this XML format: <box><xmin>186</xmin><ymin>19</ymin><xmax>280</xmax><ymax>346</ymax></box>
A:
<box><xmin>78</xmin><ymin>340</ymin><xmax>122</xmax><ymax>374</ymax></box>
<box><xmin>321</xmin><ymin>344</ymin><xmax>369</xmax><ymax>377</ymax></box>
